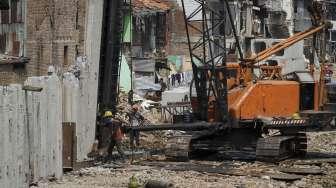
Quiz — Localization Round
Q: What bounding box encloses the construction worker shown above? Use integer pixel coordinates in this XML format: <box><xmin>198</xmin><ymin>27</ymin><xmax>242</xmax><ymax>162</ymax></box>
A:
<box><xmin>128</xmin><ymin>105</ymin><xmax>144</xmax><ymax>149</ymax></box>
<box><xmin>159</xmin><ymin>78</ymin><xmax>167</xmax><ymax>92</ymax></box>
<box><xmin>103</xmin><ymin>111</ymin><xmax>125</xmax><ymax>161</ymax></box>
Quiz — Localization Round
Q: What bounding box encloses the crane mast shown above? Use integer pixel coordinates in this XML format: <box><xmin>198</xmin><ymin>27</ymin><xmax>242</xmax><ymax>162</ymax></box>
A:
<box><xmin>181</xmin><ymin>0</ymin><xmax>229</xmax><ymax>122</ymax></box>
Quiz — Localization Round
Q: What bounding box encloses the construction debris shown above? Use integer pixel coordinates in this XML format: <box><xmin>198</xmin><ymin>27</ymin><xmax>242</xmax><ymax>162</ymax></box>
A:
<box><xmin>36</xmin><ymin>131</ymin><xmax>336</xmax><ymax>188</ymax></box>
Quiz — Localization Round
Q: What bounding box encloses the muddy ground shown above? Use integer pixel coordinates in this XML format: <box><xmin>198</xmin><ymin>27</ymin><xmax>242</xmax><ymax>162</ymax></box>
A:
<box><xmin>34</xmin><ymin>131</ymin><xmax>336</xmax><ymax>188</ymax></box>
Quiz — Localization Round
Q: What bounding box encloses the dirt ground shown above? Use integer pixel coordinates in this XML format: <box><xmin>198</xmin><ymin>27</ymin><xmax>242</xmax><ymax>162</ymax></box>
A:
<box><xmin>33</xmin><ymin>131</ymin><xmax>336</xmax><ymax>188</ymax></box>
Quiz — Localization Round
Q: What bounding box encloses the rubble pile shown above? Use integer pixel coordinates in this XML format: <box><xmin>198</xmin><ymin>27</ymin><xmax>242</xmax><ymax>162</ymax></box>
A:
<box><xmin>115</xmin><ymin>91</ymin><xmax>161</xmax><ymax>123</ymax></box>
<box><xmin>39</xmin><ymin>131</ymin><xmax>336</xmax><ymax>188</ymax></box>
<box><xmin>308</xmin><ymin>131</ymin><xmax>336</xmax><ymax>153</ymax></box>
<box><xmin>37</xmin><ymin>164</ymin><xmax>287</xmax><ymax>188</ymax></box>
<box><xmin>116</xmin><ymin>91</ymin><xmax>167</xmax><ymax>150</ymax></box>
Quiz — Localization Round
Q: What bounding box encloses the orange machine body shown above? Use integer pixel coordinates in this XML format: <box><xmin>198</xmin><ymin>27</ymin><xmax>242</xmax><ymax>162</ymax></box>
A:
<box><xmin>203</xmin><ymin>80</ymin><xmax>302</xmax><ymax>123</ymax></box>
<box><xmin>228</xmin><ymin>80</ymin><xmax>300</xmax><ymax>121</ymax></box>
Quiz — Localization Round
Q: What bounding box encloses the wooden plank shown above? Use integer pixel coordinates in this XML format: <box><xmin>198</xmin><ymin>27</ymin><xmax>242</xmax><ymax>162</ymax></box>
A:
<box><xmin>62</xmin><ymin>122</ymin><xmax>76</xmax><ymax>169</ymax></box>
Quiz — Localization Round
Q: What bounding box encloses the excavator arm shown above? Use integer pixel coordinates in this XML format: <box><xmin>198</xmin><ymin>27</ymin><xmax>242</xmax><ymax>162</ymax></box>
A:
<box><xmin>243</xmin><ymin>24</ymin><xmax>328</xmax><ymax>65</ymax></box>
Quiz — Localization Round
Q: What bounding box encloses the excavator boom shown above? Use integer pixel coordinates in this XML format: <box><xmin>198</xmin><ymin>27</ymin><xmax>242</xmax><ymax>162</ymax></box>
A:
<box><xmin>243</xmin><ymin>24</ymin><xmax>327</xmax><ymax>65</ymax></box>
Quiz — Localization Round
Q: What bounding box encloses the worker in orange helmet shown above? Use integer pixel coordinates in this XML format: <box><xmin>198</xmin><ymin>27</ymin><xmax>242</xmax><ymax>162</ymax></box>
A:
<box><xmin>103</xmin><ymin>111</ymin><xmax>125</xmax><ymax>161</ymax></box>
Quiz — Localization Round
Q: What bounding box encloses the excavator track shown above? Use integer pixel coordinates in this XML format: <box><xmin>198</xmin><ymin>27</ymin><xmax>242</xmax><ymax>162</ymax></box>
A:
<box><xmin>295</xmin><ymin>132</ymin><xmax>308</xmax><ymax>157</ymax></box>
<box><xmin>256</xmin><ymin>136</ymin><xmax>296</xmax><ymax>162</ymax></box>
<box><xmin>165</xmin><ymin>135</ymin><xmax>192</xmax><ymax>161</ymax></box>
<box><xmin>165</xmin><ymin>129</ymin><xmax>259</xmax><ymax>161</ymax></box>
<box><xmin>256</xmin><ymin>132</ymin><xmax>308</xmax><ymax>162</ymax></box>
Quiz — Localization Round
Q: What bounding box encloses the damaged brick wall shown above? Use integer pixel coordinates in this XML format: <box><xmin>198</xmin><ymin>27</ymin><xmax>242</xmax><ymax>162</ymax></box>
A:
<box><xmin>0</xmin><ymin>0</ymin><xmax>24</xmax><ymax>56</ymax></box>
<box><xmin>25</xmin><ymin>0</ymin><xmax>87</xmax><ymax>77</ymax></box>
<box><xmin>166</xmin><ymin>2</ymin><xmax>203</xmax><ymax>67</ymax></box>
<box><xmin>0</xmin><ymin>64</ymin><xmax>27</xmax><ymax>85</ymax></box>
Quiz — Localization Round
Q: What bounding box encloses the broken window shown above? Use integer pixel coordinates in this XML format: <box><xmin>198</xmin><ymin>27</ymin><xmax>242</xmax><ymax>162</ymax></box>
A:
<box><xmin>294</xmin><ymin>4</ymin><xmax>298</xmax><ymax>13</ymax></box>
<box><xmin>331</xmin><ymin>30</ymin><xmax>336</xmax><ymax>42</ymax></box>
<box><xmin>10</xmin><ymin>0</ymin><xmax>17</xmax><ymax>22</ymax></box>
<box><xmin>0</xmin><ymin>0</ymin><xmax>9</xmax><ymax>10</ymax></box>
<box><xmin>254</xmin><ymin>41</ymin><xmax>266</xmax><ymax>53</ymax></box>
<box><xmin>327</xmin><ymin>4</ymin><xmax>336</xmax><ymax>20</ymax></box>
<box><xmin>1</xmin><ymin>9</ymin><xmax>9</xmax><ymax>24</ymax></box>
<box><xmin>0</xmin><ymin>34</ymin><xmax>6</xmax><ymax>53</ymax></box>
<box><xmin>64</xmin><ymin>46</ymin><xmax>69</xmax><ymax>66</ymax></box>
<box><xmin>12</xmin><ymin>33</ymin><xmax>20</xmax><ymax>56</ymax></box>
<box><xmin>155</xmin><ymin>13</ymin><xmax>167</xmax><ymax>49</ymax></box>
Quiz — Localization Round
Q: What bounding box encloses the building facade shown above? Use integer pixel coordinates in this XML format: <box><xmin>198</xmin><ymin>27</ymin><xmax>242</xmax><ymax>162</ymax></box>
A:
<box><xmin>0</xmin><ymin>0</ymin><xmax>87</xmax><ymax>84</ymax></box>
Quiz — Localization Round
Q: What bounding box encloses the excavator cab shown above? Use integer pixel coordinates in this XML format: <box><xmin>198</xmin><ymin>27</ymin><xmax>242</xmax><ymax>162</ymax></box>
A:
<box><xmin>285</xmin><ymin>72</ymin><xmax>316</xmax><ymax>111</ymax></box>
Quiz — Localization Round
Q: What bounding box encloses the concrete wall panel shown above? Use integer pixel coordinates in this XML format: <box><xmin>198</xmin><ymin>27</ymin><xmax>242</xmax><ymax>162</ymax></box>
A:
<box><xmin>0</xmin><ymin>85</ymin><xmax>28</xmax><ymax>188</ymax></box>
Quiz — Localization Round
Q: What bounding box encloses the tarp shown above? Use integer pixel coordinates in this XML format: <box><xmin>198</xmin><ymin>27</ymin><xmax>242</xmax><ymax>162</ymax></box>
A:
<box><xmin>123</xmin><ymin>12</ymin><xmax>132</xmax><ymax>43</ymax></box>
<box><xmin>119</xmin><ymin>55</ymin><xmax>132</xmax><ymax>92</ymax></box>
<box><xmin>168</xmin><ymin>55</ymin><xmax>183</xmax><ymax>71</ymax></box>
<box><xmin>134</xmin><ymin>75</ymin><xmax>161</xmax><ymax>91</ymax></box>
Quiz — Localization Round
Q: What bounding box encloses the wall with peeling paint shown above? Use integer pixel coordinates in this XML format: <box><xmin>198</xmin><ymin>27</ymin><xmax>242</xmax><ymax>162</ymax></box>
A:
<box><xmin>0</xmin><ymin>75</ymin><xmax>63</xmax><ymax>187</ymax></box>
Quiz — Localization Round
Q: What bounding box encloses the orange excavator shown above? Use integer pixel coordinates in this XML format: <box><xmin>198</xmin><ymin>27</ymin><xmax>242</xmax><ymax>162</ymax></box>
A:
<box><xmin>127</xmin><ymin>0</ymin><xmax>335</xmax><ymax>161</ymax></box>
<box><xmin>212</xmin><ymin>21</ymin><xmax>332</xmax><ymax>123</ymax></box>
<box><xmin>184</xmin><ymin>0</ymin><xmax>335</xmax><ymax>161</ymax></box>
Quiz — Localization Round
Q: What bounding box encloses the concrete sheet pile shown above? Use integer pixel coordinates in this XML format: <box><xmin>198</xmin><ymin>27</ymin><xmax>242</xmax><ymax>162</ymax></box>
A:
<box><xmin>25</xmin><ymin>75</ymin><xmax>63</xmax><ymax>182</ymax></box>
<box><xmin>0</xmin><ymin>75</ymin><xmax>63</xmax><ymax>187</ymax></box>
<box><xmin>0</xmin><ymin>85</ymin><xmax>28</xmax><ymax>188</ymax></box>
<box><xmin>63</xmin><ymin>60</ymin><xmax>96</xmax><ymax>161</ymax></box>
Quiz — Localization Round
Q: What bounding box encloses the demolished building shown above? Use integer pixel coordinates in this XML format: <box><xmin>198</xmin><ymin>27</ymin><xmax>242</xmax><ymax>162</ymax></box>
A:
<box><xmin>216</xmin><ymin>0</ymin><xmax>336</xmax><ymax>75</ymax></box>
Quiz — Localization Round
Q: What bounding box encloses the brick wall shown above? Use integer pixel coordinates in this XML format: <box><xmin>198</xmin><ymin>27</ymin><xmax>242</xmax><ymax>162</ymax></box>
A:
<box><xmin>25</xmin><ymin>0</ymin><xmax>87</xmax><ymax>77</ymax></box>
<box><xmin>166</xmin><ymin>2</ymin><xmax>202</xmax><ymax>65</ymax></box>
<box><xmin>0</xmin><ymin>64</ymin><xmax>27</xmax><ymax>85</ymax></box>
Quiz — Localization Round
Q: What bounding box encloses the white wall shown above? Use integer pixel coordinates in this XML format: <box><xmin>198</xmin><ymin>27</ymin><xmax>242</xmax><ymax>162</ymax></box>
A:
<box><xmin>76</xmin><ymin>0</ymin><xmax>104</xmax><ymax>161</ymax></box>
<box><xmin>25</xmin><ymin>75</ymin><xmax>63</xmax><ymax>182</ymax></box>
<box><xmin>62</xmin><ymin>60</ymin><xmax>98</xmax><ymax>161</ymax></box>
<box><xmin>0</xmin><ymin>75</ymin><xmax>63</xmax><ymax>187</ymax></box>
<box><xmin>0</xmin><ymin>85</ymin><xmax>28</xmax><ymax>188</ymax></box>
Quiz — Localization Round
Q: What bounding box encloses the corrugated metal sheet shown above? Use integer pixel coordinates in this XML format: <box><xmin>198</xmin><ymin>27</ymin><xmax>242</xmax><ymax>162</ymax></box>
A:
<box><xmin>133</xmin><ymin>58</ymin><xmax>155</xmax><ymax>72</ymax></box>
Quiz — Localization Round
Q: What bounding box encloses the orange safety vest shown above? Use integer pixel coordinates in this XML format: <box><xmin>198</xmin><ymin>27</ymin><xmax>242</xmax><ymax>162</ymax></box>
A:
<box><xmin>111</xmin><ymin>120</ymin><xmax>124</xmax><ymax>141</ymax></box>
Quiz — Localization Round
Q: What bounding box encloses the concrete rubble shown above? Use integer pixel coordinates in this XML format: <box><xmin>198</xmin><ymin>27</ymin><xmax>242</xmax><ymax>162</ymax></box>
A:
<box><xmin>34</xmin><ymin>131</ymin><xmax>336</xmax><ymax>188</ymax></box>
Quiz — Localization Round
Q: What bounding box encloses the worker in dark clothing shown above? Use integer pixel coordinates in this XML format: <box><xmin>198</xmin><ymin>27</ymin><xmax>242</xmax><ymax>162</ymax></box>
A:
<box><xmin>159</xmin><ymin>78</ymin><xmax>167</xmax><ymax>92</ymax></box>
<box><xmin>103</xmin><ymin>111</ymin><xmax>125</xmax><ymax>161</ymax></box>
<box><xmin>171</xmin><ymin>74</ymin><xmax>175</xmax><ymax>87</ymax></box>
<box><xmin>176</xmin><ymin>73</ymin><xmax>181</xmax><ymax>85</ymax></box>
<box><xmin>128</xmin><ymin>105</ymin><xmax>144</xmax><ymax>149</ymax></box>
<box><xmin>128</xmin><ymin>89</ymin><xmax>133</xmax><ymax>105</ymax></box>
